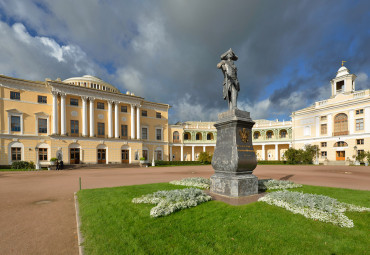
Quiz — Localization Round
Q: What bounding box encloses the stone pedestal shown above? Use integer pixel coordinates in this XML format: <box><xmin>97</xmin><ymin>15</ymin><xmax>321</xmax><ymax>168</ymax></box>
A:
<box><xmin>210</xmin><ymin>109</ymin><xmax>258</xmax><ymax>197</ymax></box>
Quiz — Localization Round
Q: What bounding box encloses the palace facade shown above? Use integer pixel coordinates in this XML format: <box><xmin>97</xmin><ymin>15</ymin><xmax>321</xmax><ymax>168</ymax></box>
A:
<box><xmin>0</xmin><ymin>75</ymin><xmax>170</xmax><ymax>167</ymax></box>
<box><xmin>0</xmin><ymin>64</ymin><xmax>369</xmax><ymax>166</ymax></box>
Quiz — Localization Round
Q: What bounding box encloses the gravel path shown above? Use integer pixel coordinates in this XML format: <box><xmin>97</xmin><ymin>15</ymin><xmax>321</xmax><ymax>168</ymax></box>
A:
<box><xmin>0</xmin><ymin>165</ymin><xmax>369</xmax><ymax>254</ymax></box>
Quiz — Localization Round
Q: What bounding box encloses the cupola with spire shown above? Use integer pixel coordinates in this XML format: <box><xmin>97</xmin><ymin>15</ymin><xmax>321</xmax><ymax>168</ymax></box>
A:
<box><xmin>330</xmin><ymin>61</ymin><xmax>357</xmax><ymax>97</ymax></box>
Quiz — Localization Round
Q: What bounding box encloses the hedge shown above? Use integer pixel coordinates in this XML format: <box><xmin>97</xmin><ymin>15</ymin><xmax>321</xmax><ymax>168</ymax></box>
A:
<box><xmin>257</xmin><ymin>160</ymin><xmax>287</xmax><ymax>165</ymax></box>
<box><xmin>154</xmin><ymin>160</ymin><xmax>211</xmax><ymax>166</ymax></box>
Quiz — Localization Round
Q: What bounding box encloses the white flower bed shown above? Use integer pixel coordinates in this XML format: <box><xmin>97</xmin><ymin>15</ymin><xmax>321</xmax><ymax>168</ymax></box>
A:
<box><xmin>258</xmin><ymin>179</ymin><xmax>303</xmax><ymax>190</ymax></box>
<box><xmin>132</xmin><ymin>188</ymin><xmax>212</xmax><ymax>217</ymax></box>
<box><xmin>258</xmin><ymin>190</ymin><xmax>370</xmax><ymax>228</ymax></box>
<box><xmin>169</xmin><ymin>177</ymin><xmax>211</xmax><ymax>189</ymax></box>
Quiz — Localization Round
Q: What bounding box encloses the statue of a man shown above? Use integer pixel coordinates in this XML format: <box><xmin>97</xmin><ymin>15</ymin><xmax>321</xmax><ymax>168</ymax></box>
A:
<box><xmin>217</xmin><ymin>48</ymin><xmax>240</xmax><ymax>110</ymax></box>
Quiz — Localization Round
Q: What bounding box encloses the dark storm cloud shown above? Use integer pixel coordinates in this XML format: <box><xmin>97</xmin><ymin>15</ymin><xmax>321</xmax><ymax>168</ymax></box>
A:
<box><xmin>0</xmin><ymin>0</ymin><xmax>369</xmax><ymax>122</ymax></box>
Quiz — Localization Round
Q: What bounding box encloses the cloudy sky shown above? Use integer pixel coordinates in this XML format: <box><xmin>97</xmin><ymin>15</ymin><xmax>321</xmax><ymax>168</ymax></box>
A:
<box><xmin>0</xmin><ymin>0</ymin><xmax>369</xmax><ymax>123</ymax></box>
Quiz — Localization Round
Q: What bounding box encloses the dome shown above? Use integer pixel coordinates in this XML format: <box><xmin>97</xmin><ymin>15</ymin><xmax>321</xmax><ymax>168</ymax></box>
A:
<box><xmin>336</xmin><ymin>66</ymin><xmax>350</xmax><ymax>77</ymax></box>
<box><xmin>63</xmin><ymin>75</ymin><xmax>120</xmax><ymax>93</ymax></box>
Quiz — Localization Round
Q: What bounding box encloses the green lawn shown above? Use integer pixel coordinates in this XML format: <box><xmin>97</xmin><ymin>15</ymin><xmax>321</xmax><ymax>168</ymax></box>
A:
<box><xmin>78</xmin><ymin>184</ymin><xmax>370</xmax><ymax>255</ymax></box>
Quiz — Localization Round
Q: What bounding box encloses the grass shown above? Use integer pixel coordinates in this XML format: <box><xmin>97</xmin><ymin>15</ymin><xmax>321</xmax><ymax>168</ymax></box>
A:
<box><xmin>78</xmin><ymin>184</ymin><xmax>370</xmax><ymax>255</ymax></box>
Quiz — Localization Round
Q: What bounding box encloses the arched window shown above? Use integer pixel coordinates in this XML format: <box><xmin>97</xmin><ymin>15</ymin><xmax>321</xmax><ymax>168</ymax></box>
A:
<box><xmin>334</xmin><ymin>141</ymin><xmax>348</xmax><ymax>147</ymax></box>
<box><xmin>173</xmin><ymin>131</ymin><xmax>180</xmax><ymax>142</ymax></box>
<box><xmin>207</xmin><ymin>132</ymin><xmax>214</xmax><ymax>140</ymax></box>
<box><xmin>196</xmin><ymin>132</ymin><xmax>202</xmax><ymax>140</ymax></box>
<box><xmin>266</xmin><ymin>130</ymin><xmax>274</xmax><ymax>139</ymax></box>
<box><xmin>334</xmin><ymin>113</ymin><xmax>348</xmax><ymax>136</ymax></box>
<box><xmin>184</xmin><ymin>132</ymin><xmax>191</xmax><ymax>140</ymax></box>
<box><xmin>280</xmin><ymin>129</ymin><xmax>287</xmax><ymax>138</ymax></box>
<box><xmin>253</xmin><ymin>131</ymin><xmax>260</xmax><ymax>140</ymax></box>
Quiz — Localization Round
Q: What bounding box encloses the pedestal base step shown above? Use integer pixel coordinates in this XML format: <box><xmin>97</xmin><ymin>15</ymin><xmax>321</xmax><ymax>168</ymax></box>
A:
<box><xmin>210</xmin><ymin>174</ymin><xmax>258</xmax><ymax>197</ymax></box>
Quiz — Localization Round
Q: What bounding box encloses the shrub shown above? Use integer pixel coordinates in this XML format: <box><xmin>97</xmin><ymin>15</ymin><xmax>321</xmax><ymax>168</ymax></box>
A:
<box><xmin>258</xmin><ymin>179</ymin><xmax>302</xmax><ymax>191</ymax></box>
<box><xmin>154</xmin><ymin>160</ymin><xmax>208</xmax><ymax>166</ymax></box>
<box><xmin>198</xmin><ymin>152</ymin><xmax>212</xmax><ymax>164</ymax></box>
<box><xmin>132</xmin><ymin>188</ymin><xmax>212</xmax><ymax>217</ymax></box>
<box><xmin>283</xmin><ymin>145</ymin><xmax>319</xmax><ymax>164</ymax></box>
<box><xmin>259</xmin><ymin>190</ymin><xmax>370</xmax><ymax>228</ymax></box>
<box><xmin>170</xmin><ymin>177</ymin><xmax>211</xmax><ymax>189</ymax></box>
<box><xmin>11</xmin><ymin>161</ymin><xmax>35</xmax><ymax>170</ymax></box>
<box><xmin>50</xmin><ymin>158</ymin><xmax>58</xmax><ymax>162</ymax></box>
<box><xmin>257</xmin><ymin>160</ymin><xmax>287</xmax><ymax>165</ymax></box>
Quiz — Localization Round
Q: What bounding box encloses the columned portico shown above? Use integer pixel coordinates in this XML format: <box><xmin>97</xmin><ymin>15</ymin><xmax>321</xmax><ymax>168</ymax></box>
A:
<box><xmin>136</xmin><ymin>106</ymin><xmax>141</xmax><ymax>139</ymax></box>
<box><xmin>60</xmin><ymin>93</ymin><xmax>66</xmax><ymax>136</ymax></box>
<box><xmin>203</xmin><ymin>146</ymin><xmax>206</xmax><ymax>152</ymax></box>
<box><xmin>89</xmin><ymin>97</ymin><xmax>95</xmax><ymax>137</ymax></box>
<box><xmin>52</xmin><ymin>91</ymin><xmax>58</xmax><ymax>135</ymax></box>
<box><xmin>130</xmin><ymin>104</ymin><xmax>135</xmax><ymax>139</ymax></box>
<box><xmin>108</xmin><ymin>100</ymin><xmax>113</xmax><ymax>138</ymax></box>
<box><xmin>114</xmin><ymin>102</ymin><xmax>119</xmax><ymax>138</ymax></box>
<box><xmin>170</xmin><ymin>146</ymin><xmax>173</xmax><ymax>161</ymax></box>
<box><xmin>82</xmin><ymin>96</ymin><xmax>88</xmax><ymax>137</ymax></box>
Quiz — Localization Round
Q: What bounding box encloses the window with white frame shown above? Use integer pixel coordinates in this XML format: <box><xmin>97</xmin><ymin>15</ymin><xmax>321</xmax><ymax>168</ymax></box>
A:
<box><xmin>11</xmin><ymin>116</ymin><xmax>21</xmax><ymax>131</ymax></box>
<box><xmin>11</xmin><ymin>147</ymin><xmax>21</xmax><ymax>161</ymax></box>
<box><xmin>142</xmin><ymin>127</ymin><xmax>148</xmax><ymax>140</ymax></box>
<box><xmin>38</xmin><ymin>118</ymin><xmax>47</xmax><ymax>133</ymax></box>
<box><xmin>321</xmin><ymin>151</ymin><xmax>327</xmax><ymax>158</ymax></box>
<box><xmin>38</xmin><ymin>148</ymin><xmax>48</xmax><ymax>161</ymax></box>
<box><xmin>356</xmin><ymin>118</ymin><xmax>364</xmax><ymax>131</ymax></box>
<box><xmin>156</xmin><ymin>128</ymin><xmax>162</xmax><ymax>140</ymax></box>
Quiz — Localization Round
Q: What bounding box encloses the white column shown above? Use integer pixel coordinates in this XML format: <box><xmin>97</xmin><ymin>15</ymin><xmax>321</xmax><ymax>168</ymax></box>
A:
<box><xmin>82</xmin><ymin>96</ymin><xmax>88</xmax><ymax>137</ymax></box>
<box><xmin>275</xmin><ymin>144</ymin><xmax>278</xmax><ymax>160</ymax></box>
<box><xmin>170</xmin><ymin>146</ymin><xmax>173</xmax><ymax>161</ymax></box>
<box><xmin>181</xmin><ymin>145</ymin><xmax>184</xmax><ymax>161</ymax></box>
<box><xmin>365</xmin><ymin>107</ymin><xmax>370</xmax><ymax>133</ymax></box>
<box><xmin>130</xmin><ymin>104</ymin><xmax>135</xmax><ymax>139</ymax></box>
<box><xmin>327</xmin><ymin>114</ymin><xmax>332</xmax><ymax>137</ymax></box>
<box><xmin>136</xmin><ymin>106</ymin><xmax>141</xmax><ymax>139</ymax></box>
<box><xmin>108</xmin><ymin>100</ymin><xmax>113</xmax><ymax>138</ymax></box>
<box><xmin>60</xmin><ymin>93</ymin><xmax>66</xmax><ymax>135</ymax></box>
<box><xmin>89</xmin><ymin>97</ymin><xmax>95</xmax><ymax>137</ymax></box>
<box><xmin>192</xmin><ymin>146</ymin><xmax>195</xmax><ymax>161</ymax></box>
<box><xmin>262</xmin><ymin>144</ymin><xmax>266</xmax><ymax>160</ymax></box>
<box><xmin>203</xmin><ymin>146</ymin><xmax>206</xmax><ymax>152</ymax></box>
<box><xmin>349</xmin><ymin>110</ymin><xmax>354</xmax><ymax>134</ymax></box>
<box><xmin>114</xmin><ymin>102</ymin><xmax>119</xmax><ymax>138</ymax></box>
<box><xmin>52</xmin><ymin>92</ymin><xmax>58</xmax><ymax>134</ymax></box>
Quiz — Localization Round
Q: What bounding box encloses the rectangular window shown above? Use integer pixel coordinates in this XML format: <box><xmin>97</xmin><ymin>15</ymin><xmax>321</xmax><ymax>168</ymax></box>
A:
<box><xmin>156</xmin><ymin>112</ymin><xmax>161</xmax><ymax>119</ymax></box>
<box><xmin>321</xmin><ymin>142</ymin><xmax>327</xmax><ymax>147</ymax></box>
<box><xmin>356</xmin><ymin>118</ymin><xmax>364</xmax><ymax>131</ymax></box>
<box><xmin>38</xmin><ymin>95</ymin><xmax>47</xmax><ymax>103</ymax></box>
<box><xmin>320</xmin><ymin>116</ymin><xmax>327</xmax><ymax>121</ymax></box>
<box><xmin>98</xmin><ymin>123</ymin><xmax>105</xmax><ymax>135</ymax></box>
<box><xmin>142</xmin><ymin>150</ymin><xmax>148</xmax><ymax>160</ymax></box>
<box><xmin>156</xmin><ymin>129</ymin><xmax>162</xmax><ymax>140</ymax></box>
<box><xmin>121</xmin><ymin>125</ymin><xmax>128</xmax><ymax>138</ymax></box>
<box><xmin>356</xmin><ymin>109</ymin><xmax>364</xmax><ymax>115</ymax></box>
<box><xmin>38</xmin><ymin>148</ymin><xmax>48</xmax><ymax>161</ymax></box>
<box><xmin>71</xmin><ymin>120</ymin><xmax>79</xmax><ymax>134</ymax></box>
<box><xmin>142</xmin><ymin>127</ymin><xmax>148</xmax><ymax>140</ymax></box>
<box><xmin>142</xmin><ymin>110</ymin><xmax>147</xmax><ymax>117</ymax></box>
<box><xmin>97</xmin><ymin>102</ymin><xmax>105</xmax><ymax>109</ymax></box>
<box><xmin>11</xmin><ymin>116</ymin><xmax>21</xmax><ymax>131</ymax></box>
<box><xmin>356</xmin><ymin>139</ymin><xmax>364</xmax><ymax>145</ymax></box>
<box><xmin>11</xmin><ymin>147</ymin><xmax>21</xmax><ymax>161</ymax></box>
<box><xmin>321</xmin><ymin>151</ymin><xmax>327</xmax><ymax>158</ymax></box>
<box><xmin>121</xmin><ymin>105</ymin><xmax>127</xmax><ymax>113</ymax></box>
<box><xmin>320</xmin><ymin>124</ymin><xmax>327</xmax><ymax>135</ymax></box>
<box><xmin>10</xmin><ymin>91</ymin><xmax>20</xmax><ymax>100</ymax></box>
<box><xmin>38</xmin><ymin>118</ymin><xmax>47</xmax><ymax>133</ymax></box>
<box><xmin>70</xmin><ymin>98</ymin><xmax>79</xmax><ymax>106</ymax></box>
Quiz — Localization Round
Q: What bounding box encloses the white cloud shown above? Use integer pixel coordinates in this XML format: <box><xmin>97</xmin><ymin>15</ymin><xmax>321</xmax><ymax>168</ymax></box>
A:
<box><xmin>117</xmin><ymin>67</ymin><xmax>144</xmax><ymax>95</ymax></box>
<box><xmin>239</xmin><ymin>99</ymin><xmax>271</xmax><ymax>119</ymax></box>
<box><xmin>356</xmin><ymin>72</ymin><xmax>369</xmax><ymax>90</ymax></box>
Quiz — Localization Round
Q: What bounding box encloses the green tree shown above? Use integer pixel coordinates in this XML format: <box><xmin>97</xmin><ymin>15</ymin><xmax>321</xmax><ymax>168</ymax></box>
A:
<box><xmin>198</xmin><ymin>152</ymin><xmax>212</xmax><ymax>164</ymax></box>
<box><xmin>283</xmin><ymin>145</ymin><xmax>319</xmax><ymax>165</ymax></box>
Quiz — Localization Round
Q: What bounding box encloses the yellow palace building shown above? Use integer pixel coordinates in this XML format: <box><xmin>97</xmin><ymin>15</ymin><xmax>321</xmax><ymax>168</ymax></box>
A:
<box><xmin>0</xmin><ymin>64</ymin><xmax>369</xmax><ymax>167</ymax></box>
<box><xmin>0</xmin><ymin>74</ymin><xmax>170</xmax><ymax>167</ymax></box>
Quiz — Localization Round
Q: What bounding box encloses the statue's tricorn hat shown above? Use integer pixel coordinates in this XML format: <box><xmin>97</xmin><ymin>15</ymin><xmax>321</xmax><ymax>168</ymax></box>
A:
<box><xmin>220</xmin><ymin>48</ymin><xmax>238</xmax><ymax>61</ymax></box>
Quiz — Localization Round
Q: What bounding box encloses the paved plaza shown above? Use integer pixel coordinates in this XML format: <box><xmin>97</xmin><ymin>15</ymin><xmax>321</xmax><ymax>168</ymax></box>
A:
<box><xmin>0</xmin><ymin>165</ymin><xmax>369</xmax><ymax>254</ymax></box>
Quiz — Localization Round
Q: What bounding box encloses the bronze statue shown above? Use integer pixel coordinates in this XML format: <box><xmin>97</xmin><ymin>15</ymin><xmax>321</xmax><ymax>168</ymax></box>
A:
<box><xmin>217</xmin><ymin>48</ymin><xmax>240</xmax><ymax>110</ymax></box>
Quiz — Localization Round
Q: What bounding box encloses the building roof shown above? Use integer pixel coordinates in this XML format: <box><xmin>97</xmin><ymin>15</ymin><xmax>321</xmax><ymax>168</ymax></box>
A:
<box><xmin>336</xmin><ymin>66</ymin><xmax>350</xmax><ymax>77</ymax></box>
<box><xmin>63</xmin><ymin>75</ymin><xmax>120</xmax><ymax>93</ymax></box>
